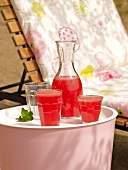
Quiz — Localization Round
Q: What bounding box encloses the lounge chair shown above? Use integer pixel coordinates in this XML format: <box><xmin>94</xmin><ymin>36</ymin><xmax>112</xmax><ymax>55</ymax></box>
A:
<box><xmin>0</xmin><ymin>0</ymin><xmax>128</xmax><ymax>130</ymax></box>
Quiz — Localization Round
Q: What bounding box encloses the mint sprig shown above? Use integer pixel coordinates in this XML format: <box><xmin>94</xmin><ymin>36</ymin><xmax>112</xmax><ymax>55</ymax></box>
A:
<box><xmin>17</xmin><ymin>108</ymin><xmax>34</xmax><ymax>122</ymax></box>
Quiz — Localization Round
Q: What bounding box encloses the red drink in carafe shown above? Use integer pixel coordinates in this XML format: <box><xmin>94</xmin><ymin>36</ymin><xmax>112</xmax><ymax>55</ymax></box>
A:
<box><xmin>52</xmin><ymin>41</ymin><xmax>83</xmax><ymax>118</ymax></box>
<box><xmin>52</xmin><ymin>76</ymin><xmax>82</xmax><ymax>117</ymax></box>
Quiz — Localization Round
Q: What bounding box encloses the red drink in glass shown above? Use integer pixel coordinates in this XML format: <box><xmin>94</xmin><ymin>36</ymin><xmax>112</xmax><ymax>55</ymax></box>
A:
<box><xmin>36</xmin><ymin>89</ymin><xmax>62</xmax><ymax>126</ymax></box>
<box><xmin>78</xmin><ymin>95</ymin><xmax>103</xmax><ymax>123</ymax></box>
<box><xmin>52</xmin><ymin>76</ymin><xmax>83</xmax><ymax>117</ymax></box>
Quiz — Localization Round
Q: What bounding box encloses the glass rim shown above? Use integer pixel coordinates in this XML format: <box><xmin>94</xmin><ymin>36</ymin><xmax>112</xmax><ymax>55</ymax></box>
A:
<box><xmin>78</xmin><ymin>95</ymin><xmax>103</xmax><ymax>101</ymax></box>
<box><xmin>24</xmin><ymin>81</ymin><xmax>49</xmax><ymax>87</ymax></box>
<box><xmin>78</xmin><ymin>95</ymin><xmax>103</xmax><ymax>98</ymax></box>
<box><xmin>36</xmin><ymin>89</ymin><xmax>62</xmax><ymax>95</ymax></box>
<box><xmin>55</xmin><ymin>40</ymin><xmax>77</xmax><ymax>43</ymax></box>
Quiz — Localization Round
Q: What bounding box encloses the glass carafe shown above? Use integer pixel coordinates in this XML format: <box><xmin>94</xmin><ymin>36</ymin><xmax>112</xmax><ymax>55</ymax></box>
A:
<box><xmin>52</xmin><ymin>41</ymin><xmax>83</xmax><ymax>118</ymax></box>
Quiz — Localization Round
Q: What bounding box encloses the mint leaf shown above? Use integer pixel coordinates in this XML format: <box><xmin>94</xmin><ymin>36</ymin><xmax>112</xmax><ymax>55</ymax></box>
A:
<box><xmin>17</xmin><ymin>108</ymin><xmax>34</xmax><ymax>122</ymax></box>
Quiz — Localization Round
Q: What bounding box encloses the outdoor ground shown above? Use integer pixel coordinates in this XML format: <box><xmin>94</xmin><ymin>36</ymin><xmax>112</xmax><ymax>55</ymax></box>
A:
<box><xmin>0</xmin><ymin>1</ymin><xmax>128</xmax><ymax>170</ymax></box>
<box><xmin>114</xmin><ymin>0</ymin><xmax>128</xmax><ymax>31</ymax></box>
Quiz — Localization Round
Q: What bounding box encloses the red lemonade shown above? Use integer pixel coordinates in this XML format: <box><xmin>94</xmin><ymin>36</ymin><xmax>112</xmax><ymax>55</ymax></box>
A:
<box><xmin>78</xmin><ymin>95</ymin><xmax>103</xmax><ymax>122</ymax></box>
<box><xmin>52</xmin><ymin>76</ymin><xmax>83</xmax><ymax>117</ymax></box>
<box><xmin>36</xmin><ymin>89</ymin><xmax>62</xmax><ymax>126</ymax></box>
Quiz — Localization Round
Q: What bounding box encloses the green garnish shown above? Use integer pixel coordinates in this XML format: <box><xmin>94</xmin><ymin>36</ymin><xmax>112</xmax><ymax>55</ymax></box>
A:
<box><xmin>117</xmin><ymin>109</ymin><xmax>124</xmax><ymax>117</ymax></box>
<box><xmin>17</xmin><ymin>108</ymin><xmax>34</xmax><ymax>122</ymax></box>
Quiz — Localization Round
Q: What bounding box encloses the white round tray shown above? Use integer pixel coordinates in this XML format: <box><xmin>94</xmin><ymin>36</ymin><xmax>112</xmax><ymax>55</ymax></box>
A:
<box><xmin>0</xmin><ymin>105</ymin><xmax>117</xmax><ymax>129</ymax></box>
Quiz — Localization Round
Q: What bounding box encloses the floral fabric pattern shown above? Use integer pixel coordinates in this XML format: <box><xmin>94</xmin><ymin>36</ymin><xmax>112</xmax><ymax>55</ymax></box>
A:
<box><xmin>98</xmin><ymin>90</ymin><xmax>115</xmax><ymax>95</ymax></box>
<box><xmin>73</xmin><ymin>0</ymin><xmax>89</xmax><ymax>16</ymax></box>
<box><xmin>58</xmin><ymin>27</ymin><xmax>80</xmax><ymax>51</ymax></box>
<box><xmin>80</xmin><ymin>65</ymin><xmax>94</xmax><ymax>78</ymax></box>
<box><xmin>25</xmin><ymin>30</ymin><xmax>46</xmax><ymax>61</ymax></box>
<box><xmin>52</xmin><ymin>57</ymin><xmax>59</xmax><ymax>73</ymax></box>
<box><xmin>11</xmin><ymin>0</ymin><xmax>128</xmax><ymax>117</ymax></box>
<box><xmin>95</xmin><ymin>52</ymin><xmax>111</xmax><ymax>68</ymax></box>
<box><xmin>32</xmin><ymin>2</ymin><xmax>45</xmax><ymax>18</ymax></box>
<box><xmin>97</xmin><ymin>70</ymin><xmax>122</xmax><ymax>82</ymax></box>
<box><xmin>90</xmin><ymin>14</ymin><xmax>112</xmax><ymax>36</ymax></box>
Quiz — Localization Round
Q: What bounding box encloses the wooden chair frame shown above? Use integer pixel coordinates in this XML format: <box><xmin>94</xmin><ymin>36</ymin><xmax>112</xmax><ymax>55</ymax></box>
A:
<box><xmin>0</xmin><ymin>0</ymin><xmax>43</xmax><ymax>105</ymax></box>
<box><xmin>0</xmin><ymin>0</ymin><xmax>128</xmax><ymax>130</ymax></box>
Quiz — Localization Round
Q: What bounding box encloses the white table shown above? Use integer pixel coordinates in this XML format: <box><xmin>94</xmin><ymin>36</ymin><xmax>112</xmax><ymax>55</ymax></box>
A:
<box><xmin>0</xmin><ymin>105</ymin><xmax>117</xmax><ymax>170</ymax></box>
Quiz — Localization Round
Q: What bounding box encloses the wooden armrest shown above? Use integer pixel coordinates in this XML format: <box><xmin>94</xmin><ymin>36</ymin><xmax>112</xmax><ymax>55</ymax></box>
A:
<box><xmin>0</xmin><ymin>0</ymin><xmax>11</xmax><ymax>6</ymax></box>
<box><xmin>2</xmin><ymin>8</ymin><xmax>16</xmax><ymax>20</ymax></box>
<box><xmin>18</xmin><ymin>47</ymin><xmax>34</xmax><ymax>59</ymax></box>
<box><xmin>13</xmin><ymin>34</ymin><xmax>27</xmax><ymax>46</ymax></box>
<box><xmin>29</xmin><ymin>73</ymin><xmax>43</xmax><ymax>83</ymax></box>
<box><xmin>23</xmin><ymin>60</ymin><xmax>39</xmax><ymax>72</ymax></box>
<box><xmin>7</xmin><ymin>21</ymin><xmax>21</xmax><ymax>33</ymax></box>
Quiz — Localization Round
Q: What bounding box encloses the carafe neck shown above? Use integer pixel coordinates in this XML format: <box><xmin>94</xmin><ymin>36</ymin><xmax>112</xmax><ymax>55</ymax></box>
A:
<box><xmin>55</xmin><ymin>41</ymin><xmax>78</xmax><ymax>77</ymax></box>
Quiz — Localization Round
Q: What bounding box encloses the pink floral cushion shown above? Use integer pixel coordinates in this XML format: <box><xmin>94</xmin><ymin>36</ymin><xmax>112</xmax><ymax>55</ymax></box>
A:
<box><xmin>11</xmin><ymin>0</ymin><xmax>128</xmax><ymax>83</ymax></box>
